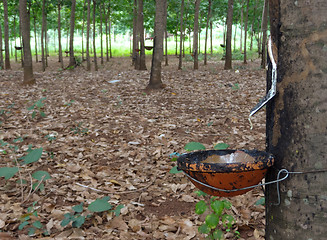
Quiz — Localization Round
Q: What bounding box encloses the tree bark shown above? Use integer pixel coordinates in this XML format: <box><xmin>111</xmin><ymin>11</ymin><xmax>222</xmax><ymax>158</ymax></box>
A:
<box><xmin>224</xmin><ymin>0</ymin><xmax>233</xmax><ymax>70</ymax></box>
<box><xmin>243</xmin><ymin>0</ymin><xmax>249</xmax><ymax>64</ymax></box>
<box><xmin>100</xmin><ymin>4</ymin><xmax>103</xmax><ymax>65</ymax></box>
<box><xmin>86</xmin><ymin>0</ymin><xmax>91</xmax><ymax>71</ymax></box>
<box><xmin>0</xmin><ymin>24</ymin><xmax>3</xmax><ymax>69</ymax></box>
<box><xmin>265</xmin><ymin>0</ymin><xmax>327</xmax><ymax>239</ymax></box>
<box><xmin>3</xmin><ymin>0</ymin><xmax>11</xmax><ymax>70</ymax></box>
<box><xmin>81</xmin><ymin>0</ymin><xmax>86</xmax><ymax>61</ymax></box>
<box><xmin>239</xmin><ymin>0</ymin><xmax>244</xmax><ymax>52</ymax></box>
<box><xmin>210</xmin><ymin>21</ymin><xmax>213</xmax><ymax>55</ymax></box>
<box><xmin>137</xmin><ymin>0</ymin><xmax>147</xmax><ymax>70</ymax></box>
<box><xmin>57</xmin><ymin>2</ymin><xmax>64</xmax><ymax>68</ymax></box>
<box><xmin>204</xmin><ymin>0</ymin><xmax>212</xmax><ymax>65</ymax></box>
<box><xmin>68</xmin><ymin>0</ymin><xmax>77</xmax><ymax>68</ymax></box>
<box><xmin>193</xmin><ymin>0</ymin><xmax>201</xmax><ymax>70</ymax></box>
<box><xmin>178</xmin><ymin>0</ymin><xmax>184</xmax><ymax>70</ymax></box>
<box><xmin>20</xmin><ymin>0</ymin><xmax>35</xmax><ymax>84</ymax></box>
<box><xmin>132</xmin><ymin>0</ymin><xmax>139</xmax><ymax>67</ymax></box>
<box><xmin>93</xmin><ymin>0</ymin><xmax>98</xmax><ymax>71</ymax></box>
<box><xmin>41</xmin><ymin>0</ymin><xmax>46</xmax><ymax>71</ymax></box>
<box><xmin>147</xmin><ymin>0</ymin><xmax>167</xmax><ymax>89</ymax></box>
<box><xmin>260</xmin><ymin>0</ymin><xmax>268</xmax><ymax>68</ymax></box>
<box><xmin>33</xmin><ymin>14</ymin><xmax>38</xmax><ymax>63</ymax></box>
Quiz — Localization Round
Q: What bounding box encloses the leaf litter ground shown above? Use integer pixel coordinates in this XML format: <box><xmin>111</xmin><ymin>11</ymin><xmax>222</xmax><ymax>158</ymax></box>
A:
<box><xmin>0</xmin><ymin>56</ymin><xmax>267</xmax><ymax>239</ymax></box>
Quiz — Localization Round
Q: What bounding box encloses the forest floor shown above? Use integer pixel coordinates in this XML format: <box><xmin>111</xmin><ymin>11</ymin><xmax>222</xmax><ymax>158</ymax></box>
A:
<box><xmin>1</xmin><ymin>55</ymin><xmax>267</xmax><ymax>239</ymax></box>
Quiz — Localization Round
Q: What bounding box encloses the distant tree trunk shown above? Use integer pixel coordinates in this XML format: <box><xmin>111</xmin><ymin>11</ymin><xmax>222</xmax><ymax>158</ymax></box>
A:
<box><xmin>250</xmin><ymin>0</ymin><xmax>257</xmax><ymax>50</ymax></box>
<box><xmin>132</xmin><ymin>0</ymin><xmax>139</xmax><ymax>67</ymax></box>
<box><xmin>193</xmin><ymin>0</ymin><xmax>201</xmax><ymax>70</ymax></box>
<box><xmin>178</xmin><ymin>0</ymin><xmax>184</xmax><ymax>70</ymax></box>
<box><xmin>82</xmin><ymin>0</ymin><xmax>86</xmax><ymax>61</ymax></box>
<box><xmin>147</xmin><ymin>0</ymin><xmax>167</xmax><ymax>89</ymax></box>
<box><xmin>243</xmin><ymin>0</ymin><xmax>249</xmax><ymax>64</ymax></box>
<box><xmin>109</xmin><ymin>12</ymin><xmax>112</xmax><ymax>58</ymax></box>
<box><xmin>266</xmin><ymin>0</ymin><xmax>327</xmax><ymax>238</ymax></box>
<box><xmin>210</xmin><ymin>21</ymin><xmax>213</xmax><ymax>55</ymax></box>
<box><xmin>100</xmin><ymin>5</ymin><xmax>103</xmax><ymax>65</ymax></box>
<box><xmin>204</xmin><ymin>0</ymin><xmax>212</xmax><ymax>65</ymax></box>
<box><xmin>93</xmin><ymin>0</ymin><xmax>98</xmax><ymax>71</ymax></box>
<box><xmin>175</xmin><ymin>32</ymin><xmax>177</xmax><ymax>56</ymax></box>
<box><xmin>3</xmin><ymin>0</ymin><xmax>11</xmax><ymax>70</ymax></box>
<box><xmin>68</xmin><ymin>0</ymin><xmax>77</xmax><ymax>68</ymax></box>
<box><xmin>260</xmin><ymin>0</ymin><xmax>268</xmax><ymax>68</ymax></box>
<box><xmin>14</xmin><ymin>17</ymin><xmax>17</xmax><ymax>62</ymax></box>
<box><xmin>0</xmin><ymin>22</ymin><xmax>4</xmax><ymax>69</ymax></box>
<box><xmin>138</xmin><ymin>0</ymin><xmax>147</xmax><ymax>70</ymax></box>
<box><xmin>41</xmin><ymin>0</ymin><xmax>46</xmax><ymax>71</ymax></box>
<box><xmin>20</xmin><ymin>0</ymin><xmax>35</xmax><ymax>84</ymax></box>
<box><xmin>57</xmin><ymin>3</ymin><xmax>63</xmax><ymax>68</ymax></box>
<box><xmin>33</xmin><ymin>14</ymin><xmax>38</xmax><ymax>63</ymax></box>
<box><xmin>239</xmin><ymin>0</ymin><xmax>244</xmax><ymax>52</ymax></box>
<box><xmin>45</xmin><ymin>15</ymin><xmax>48</xmax><ymax>67</ymax></box>
<box><xmin>86</xmin><ymin>0</ymin><xmax>91</xmax><ymax>71</ymax></box>
<box><xmin>224</xmin><ymin>0</ymin><xmax>233</xmax><ymax>70</ymax></box>
<box><xmin>164</xmin><ymin>30</ymin><xmax>168</xmax><ymax>66</ymax></box>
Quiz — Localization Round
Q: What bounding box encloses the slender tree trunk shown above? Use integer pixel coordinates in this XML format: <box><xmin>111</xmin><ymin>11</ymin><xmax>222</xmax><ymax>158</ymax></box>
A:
<box><xmin>193</xmin><ymin>0</ymin><xmax>201</xmax><ymax>70</ymax></box>
<box><xmin>82</xmin><ymin>0</ymin><xmax>86</xmax><ymax>61</ymax></box>
<box><xmin>233</xmin><ymin>21</ymin><xmax>237</xmax><ymax>52</ymax></box>
<box><xmin>204</xmin><ymin>0</ymin><xmax>212</xmax><ymax>65</ymax></box>
<box><xmin>164</xmin><ymin>30</ymin><xmax>168</xmax><ymax>66</ymax></box>
<box><xmin>138</xmin><ymin>0</ymin><xmax>147</xmax><ymax>70</ymax></box>
<box><xmin>86</xmin><ymin>0</ymin><xmax>91</xmax><ymax>71</ymax></box>
<box><xmin>178</xmin><ymin>0</ymin><xmax>184</xmax><ymax>70</ymax></box>
<box><xmin>175</xmin><ymin>32</ymin><xmax>177</xmax><ymax>56</ymax></box>
<box><xmin>58</xmin><ymin>3</ymin><xmax>64</xmax><ymax>68</ymax></box>
<box><xmin>33</xmin><ymin>15</ymin><xmax>38</xmax><ymax>63</ymax></box>
<box><xmin>104</xmin><ymin>3</ymin><xmax>109</xmax><ymax>62</ymax></box>
<box><xmin>20</xmin><ymin>0</ymin><xmax>35</xmax><ymax>84</ymax></box>
<box><xmin>243</xmin><ymin>0</ymin><xmax>249</xmax><ymax>64</ymax></box>
<box><xmin>224</xmin><ymin>0</ymin><xmax>233</xmax><ymax>70</ymax></box>
<box><xmin>45</xmin><ymin>15</ymin><xmax>48</xmax><ymax>67</ymax></box>
<box><xmin>0</xmin><ymin>21</ymin><xmax>4</xmax><ymax>69</ymax></box>
<box><xmin>14</xmin><ymin>17</ymin><xmax>17</xmax><ymax>62</ymax></box>
<box><xmin>100</xmin><ymin>4</ymin><xmax>103</xmax><ymax>65</ymax></box>
<box><xmin>210</xmin><ymin>21</ymin><xmax>213</xmax><ymax>55</ymax></box>
<box><xmin>147</xmin><ymin>0</ymin><xmax>167</xmax><ymax>89</ymax></box>
<box><xmin>41</xmin><ymin>0</ymin><xmax>46</xmax><ymax>71</ymax></box>
<box><xmin>260</xmin><ymin>0</ymin><xmax>268</xmax><ymax>68</ymax></box>
<box><xmin>250</xmin><ymin>0</ymin><xmax>257</xmax><ymax>50</ymax></box>
<box><xmin>240</xmin><ymin>0</ymin><xmax>244</xmax><ymax>52</ymax></box>
<box><xmin>132</xmin><ymin>0</ymin><xmax>139</xmax><ymax>67</ymax></box>
<box><xmin>266</xmin><ymin>0</ymin><xmax>327</xmax><ymax>238</ymax></box>
<box><xmin>93</xmin><ymin>0</ymin><xmax>98</xmax><ymax>71</ymax></box>
<box><xmin>68</xmin><ymin>0</ymin><xmax>77</xmax><ymax>68</ymax></box>
<box><xmin>3</xmin><ymin>0</ymin><xmax>11</xmax><ymax>70</ymax></box>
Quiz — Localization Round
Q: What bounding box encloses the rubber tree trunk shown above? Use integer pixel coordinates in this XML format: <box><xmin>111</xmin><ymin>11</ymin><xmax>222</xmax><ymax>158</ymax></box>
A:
<box><xmin>137</xmin><ymin>0</ymin><xmax>147</xmax><ymax>70</ymax></box>
<box><xmin>224</xmin><ymin>0</ymin><xmax>233</xmax><ymax>70</ymax></box>
<box><xmin>86</xmin><ymin>0</ymin><xmax>91</xmax><ymax>71</ymax></box>
<box><xmin>93</xmin><ymin>0</ymin><xmax>98</xmax><ymax>71</ymax></box>
<box><xmin>204</xmin><ymin>0</ymin><xmax>212</xmax><ymax>65</ymax></box>
<box><xmin>33</xmin><ymin>14</ymin><xmax>38</xmax><ymax>63</ymax></box>
<box><xmin>41</xmin><ymin>0</ymin><xmax>46</xmax><ymax>71</ymax></box>
<box><xmin>3</xmin><ymin>0</ymin><xmax>11</xmax><ymax>70</ymax></box>
<box><xmin>132</xmin><ymin>0</ymin><xmax>139</xmax><ymax>67</ymax></box>
<box><xmin>193</xmin><ymin>0</ymin><xmax>201</xmax><ymax>70</ymax></box>
<box><xmin>0</xmin><ymin>24</ymin><xmax>3</xmax><ymax>69</ymax></box>
<box><xmin>147</xmin><ymin>0</ymin><xmax>167</xmax><ymax>89</ymax></box>
<box><xmin>68</xmin><ymin>0</ymin><xmax>77</xmax><ymax>68</ymax></box>
<box><xmin>20</xmin><ymin>0</ymin><xmax>35</xmax><ymax>84</ymax></box>
<box><xmin>243</xmin><ymin>0</ymin><xmax>249</xmax><ymax>64</ymax></box>
<box><xmin>58</xmin><ymin>3</ymin><xmax>64</xmax><ymax>65</ymax></box>
<box><xmin>178</xmin><ymin>0</ymin><xmax>184</xmax><ymax>70</ymax></box>
<box><xmin>265</xmin><ymin>0</ymin><xmax>327</xmax><ymax>239</ymax></box>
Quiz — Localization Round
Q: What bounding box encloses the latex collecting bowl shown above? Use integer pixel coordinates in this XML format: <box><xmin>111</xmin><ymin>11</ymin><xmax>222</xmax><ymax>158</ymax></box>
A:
<box><xmin>177</xmin><ymin>149</ymin><xmax>274</xmax><ymax>197</ymax></box>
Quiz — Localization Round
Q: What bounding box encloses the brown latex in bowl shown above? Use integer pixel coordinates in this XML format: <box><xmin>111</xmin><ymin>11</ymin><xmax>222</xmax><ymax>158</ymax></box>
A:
<box><xmin>177</xmin><ymin>149</ymin><xmax>274</xmax><ymax>197</ymax></box>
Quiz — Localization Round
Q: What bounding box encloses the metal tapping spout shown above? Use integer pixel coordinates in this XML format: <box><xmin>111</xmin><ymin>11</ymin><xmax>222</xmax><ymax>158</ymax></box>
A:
<box><xmin>249</xmin><ymin>36</ymin><xmax>277</xmax><ymax>128</ymax></box>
